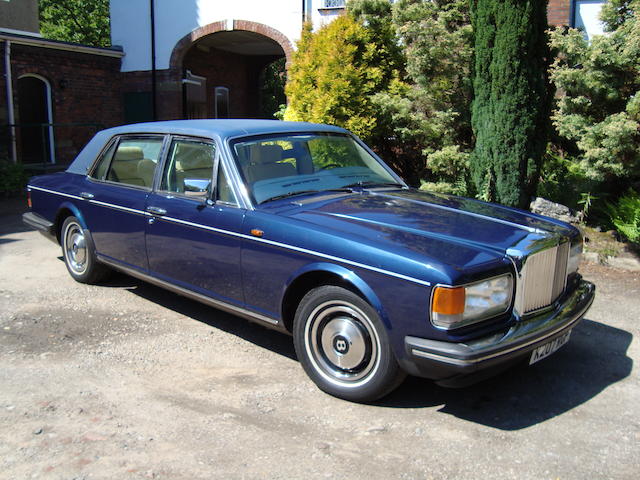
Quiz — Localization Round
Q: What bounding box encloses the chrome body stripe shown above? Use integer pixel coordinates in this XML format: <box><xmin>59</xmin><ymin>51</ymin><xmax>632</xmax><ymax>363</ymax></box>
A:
<box><xmin>89</xmin><ymin>199</ymin><xmax>149</xmax><ymax>216</ymax></box>
<box><xmin>154</xmin><ymin>215</ymin><xmax>431</xmax><ymax>286</ymax></box>
<box><xmin>28</xmin><ymin>185</ymin><xmax>83</xmax><ymax>201</ymax></box>
<box><xmin>31</xmin><ymin>186</ymin><xmax>432</xmax><ymax>287</ymax></box>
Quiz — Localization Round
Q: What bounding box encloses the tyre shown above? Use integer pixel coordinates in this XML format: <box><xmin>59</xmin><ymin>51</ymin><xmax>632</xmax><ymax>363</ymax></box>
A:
<box><xmin>293</xmin><ymin>285</ymin><xmax>406</xmax><ymax>402</ymax></box>
<box><xmin>61</xmin><ymin>216</ymin><xmax>110</xmax><ymax>284</ymax></box>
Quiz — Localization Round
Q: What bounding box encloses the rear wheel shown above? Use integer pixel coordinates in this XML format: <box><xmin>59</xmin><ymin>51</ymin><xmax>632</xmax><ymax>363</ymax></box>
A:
<box><xmin>293</xmin><ymin>286</ymin><xmax>405</xmax><ymax>402</ymax></box>
<box><xmin>61</xmin><ymin>216</ymin><xmax>110</xmax><ymax>284</ymax></box>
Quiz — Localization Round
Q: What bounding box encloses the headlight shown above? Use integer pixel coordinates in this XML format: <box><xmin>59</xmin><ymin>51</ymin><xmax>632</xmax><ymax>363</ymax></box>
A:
<box><xmin>567</xmin><ymin>239</ymin><xmax>583</xmax><ymax>276</ymax></box>
<box><xmin>431</xmin><ymin>274</ymin><xmax>513</xmax><ymax>330</ymax></box>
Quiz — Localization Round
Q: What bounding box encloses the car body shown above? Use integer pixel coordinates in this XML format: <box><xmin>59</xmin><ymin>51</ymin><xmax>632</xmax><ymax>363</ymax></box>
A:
<box><xmin>23</xmin><ymin>120</ymin><xmax>595</xmax><ymax>402</ymax></box>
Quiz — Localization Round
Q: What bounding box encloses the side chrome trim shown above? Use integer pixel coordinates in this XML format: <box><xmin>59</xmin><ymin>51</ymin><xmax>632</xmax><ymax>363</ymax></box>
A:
<box><xmin>31</xmin><ymin>185</ymin><xmax>431</xmax><ymax>287</ymax></box>
<box><xmin>154</xmin><ymin>215</ymin><xmax>432</xmax><ymax>287</ymax></box>
<box><xmin>90</xmin><ymin>199</ymin><xmax>149</xmax><ymax>216</ymax></box>
<box><xmin>28</xmin><ymin>185</ymin><xmax>83</xmax><ymax>201</ymax></box>
<box><xmin>97</xmin><ymin>256</ymin><xmax>283</xmax><ymax>329</ymax></box>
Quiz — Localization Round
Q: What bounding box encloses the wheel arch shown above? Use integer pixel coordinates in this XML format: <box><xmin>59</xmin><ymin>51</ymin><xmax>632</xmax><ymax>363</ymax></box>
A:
<box><xmin>54</xmin><ymin>202</ymin><xmax>87</xmax><ymax>244</ymax></box>
<box><xmin>280</xmin><ymin>263</ymin><xmax>389</xmax><ymax>333</ymax></box>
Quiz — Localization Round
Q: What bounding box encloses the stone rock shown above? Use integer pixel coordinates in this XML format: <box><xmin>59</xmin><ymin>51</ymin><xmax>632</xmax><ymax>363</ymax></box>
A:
<box><xmin>583</xmin><ymin>252</ymin><xmax>600</xmax><ymax>264</ymax></box>
<box><xmin>530</xmin><ymin>197</ymin><xmax>581</xmax><ymax>224</ymax></box>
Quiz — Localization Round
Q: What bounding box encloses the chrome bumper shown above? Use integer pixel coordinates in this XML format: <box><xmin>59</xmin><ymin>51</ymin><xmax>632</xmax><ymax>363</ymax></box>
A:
<box><xmin>404</xmin><ymin>279</ymin><xmax>596</xmax><ymax>386</ymax></box>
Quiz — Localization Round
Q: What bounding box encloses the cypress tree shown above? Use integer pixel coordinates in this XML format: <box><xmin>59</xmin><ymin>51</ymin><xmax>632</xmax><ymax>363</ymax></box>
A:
<box><xmin>469</xmin><ymin>0</ymin><xmax>550</xmax><ymax>208</ymax></box>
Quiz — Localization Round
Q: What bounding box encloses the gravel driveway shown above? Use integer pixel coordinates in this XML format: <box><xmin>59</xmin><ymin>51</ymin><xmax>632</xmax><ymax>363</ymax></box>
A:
<box><xmin>1</xmin><ymin>198</ymin><xmax>638</xmax><ymax>479</ymax></box>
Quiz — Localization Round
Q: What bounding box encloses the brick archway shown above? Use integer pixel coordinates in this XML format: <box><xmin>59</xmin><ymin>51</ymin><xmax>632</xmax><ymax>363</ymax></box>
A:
<box><xmin>169</xmin><ymin>20</ymin><xmax>294</xmax><ymax>71</ymax></box>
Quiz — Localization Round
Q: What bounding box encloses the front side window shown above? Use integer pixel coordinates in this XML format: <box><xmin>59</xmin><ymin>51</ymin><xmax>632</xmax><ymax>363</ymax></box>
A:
<box><xmin>160</xmin><ymin>139</ymin><xmax>215</xmax><ymax>198</ymax></box>
<box><xmin>231</xmin><ymin>133</ymin><xmax>401</xmax><ymax>204</ymax></box>
<box><xmin>92</xmin><ymin>136</ymin><xmax>163</xmax><ymax>188</ymax></box>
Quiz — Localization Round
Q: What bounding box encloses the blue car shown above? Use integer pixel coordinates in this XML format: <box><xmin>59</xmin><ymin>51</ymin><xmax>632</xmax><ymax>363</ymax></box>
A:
<box><xmin>23</xmin><ymin>120</ymin><xmax>595</xmax><ymax>402</ymax></box>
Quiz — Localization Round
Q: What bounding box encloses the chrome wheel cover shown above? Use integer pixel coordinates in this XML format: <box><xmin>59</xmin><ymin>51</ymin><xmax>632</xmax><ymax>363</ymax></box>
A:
<box><xmin>304</xmin><ymin>300</ymin><xmax>381</xmax><ymax>388</ymax></box>
<box><xmin>64</xmin><ymin>222</ymin><xmax>88</xmax><ymax>274</ymax></box>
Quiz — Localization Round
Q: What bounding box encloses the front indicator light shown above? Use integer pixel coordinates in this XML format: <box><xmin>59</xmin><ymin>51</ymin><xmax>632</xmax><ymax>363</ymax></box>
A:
<box><xmin>431</xmin><ymin>274</ymin><xmax>513</xmax><ymax>330</ymax></box>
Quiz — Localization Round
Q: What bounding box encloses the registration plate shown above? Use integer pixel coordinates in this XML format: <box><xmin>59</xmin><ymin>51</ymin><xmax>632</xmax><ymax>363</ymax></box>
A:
<box><xmin>529</xmin><ymin>330</ymin><xmax>571</xmax><ymax>365</ymax></box>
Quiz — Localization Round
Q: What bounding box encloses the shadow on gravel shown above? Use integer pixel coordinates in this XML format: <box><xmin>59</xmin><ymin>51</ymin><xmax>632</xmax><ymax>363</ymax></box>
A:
<box><xmin>0</xmin><ymin>198</ymin><xmax>31</xmax><ymax>236</ymax></box>
<box><xmin>99</xmin><ymin>274</ymin><xmax>632</xmax><ymax>430</ymax></box>
<box><xmin>379</xmin><ymin>319</ymin><xmax>633</xmax><ymax>430</ymax></box>
<box><xmin>102</xmin><ymin>273</ymin><xmax>297</xmax><ymax>361</ymax></box>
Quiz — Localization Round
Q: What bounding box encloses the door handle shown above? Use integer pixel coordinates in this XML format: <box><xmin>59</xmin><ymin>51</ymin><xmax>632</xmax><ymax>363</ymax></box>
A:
<box><xmin>79</xmin><ymin>192</ymin><xmax>94</xmax><ymax>199</ymax></box>
<box><xmin>146</xmin><ymin>206</ymin><xmax>167</xmax><ymax>215</ymax></box>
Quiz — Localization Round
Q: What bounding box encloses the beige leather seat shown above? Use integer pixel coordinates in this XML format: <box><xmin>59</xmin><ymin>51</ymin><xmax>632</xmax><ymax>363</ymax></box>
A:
<box><xmin>137</xmin><ymin>158</ymin><xmax>156</xmax><ymax>187</ymax></box>
<box><xmin>110</xmin><ymin>146</ymin><xmax>145</xmax><ymax>186</ymax></box>
<box><xmin>175</xmin><ymin>146</ymin><xmax>213</xmax><ymax>193</ymax></box>
<box><xmin>245</xmin><ymin>144</ymin><xmax>296</xmax><ymax>183</ymax></box>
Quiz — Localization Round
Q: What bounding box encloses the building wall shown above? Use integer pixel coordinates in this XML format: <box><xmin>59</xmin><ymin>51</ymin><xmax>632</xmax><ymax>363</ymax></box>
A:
<box><xmin>2</xmin><ymin>42</ymin><xmax>124</xmax><ymax>164</ymax></box>
<box><xmin>548</xmin><ymin>0</ymin><xmax>572</xmax><ymax>26</ymax></box>
<box><xmin>0</xmin><ymin>0</ymin><xmax>39</xmax><ymax>34</ymax></box>
<box><xmin>111</xmin><ymin>0</ymin><xmax>304</xmax><ymax>72</ymax></box>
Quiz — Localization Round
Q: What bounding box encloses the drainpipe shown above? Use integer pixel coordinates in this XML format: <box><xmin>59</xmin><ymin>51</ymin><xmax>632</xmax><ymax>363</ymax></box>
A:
<box><xmin>4</xmin><ymin>40</ymin><xmax>17</xmax><ymax>164</ymax></box>
<box><xmin>150</xmin><ymin>0</ymin><xmax>157</xmax><ymax>120</ymax></box>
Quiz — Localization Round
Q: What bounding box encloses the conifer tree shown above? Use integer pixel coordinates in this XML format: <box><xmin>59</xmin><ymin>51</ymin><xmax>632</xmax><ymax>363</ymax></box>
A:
<box><xmin>469</xmin><ymin>0</ymin><xmax>550</xmax><ymax>208</ymax></box>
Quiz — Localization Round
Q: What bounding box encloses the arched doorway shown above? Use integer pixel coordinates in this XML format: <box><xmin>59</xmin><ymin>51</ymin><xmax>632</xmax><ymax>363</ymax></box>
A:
<box><xmin>170</xmin><ymin>22</ymin><xmax>292</xmax><ymax>120</ymax></box>
<box><xmin>17</xmin><ymin>74</ymin><xmax>55</xmax><ymax>163</ymax></box>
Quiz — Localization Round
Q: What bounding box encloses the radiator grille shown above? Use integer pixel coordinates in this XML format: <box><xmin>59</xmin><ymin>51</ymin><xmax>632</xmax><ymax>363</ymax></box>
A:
<box><xmin>514</xmin><ymin>242</ymin><xmax>570</xmax><ymax>315</ymax></box>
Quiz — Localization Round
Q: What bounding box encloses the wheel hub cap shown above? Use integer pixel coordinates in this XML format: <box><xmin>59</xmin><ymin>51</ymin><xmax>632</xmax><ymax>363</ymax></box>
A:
<box><xmin>320</xmin><ymin>316</ymin><xmax>369</xmax><ymax>371</ymax></box>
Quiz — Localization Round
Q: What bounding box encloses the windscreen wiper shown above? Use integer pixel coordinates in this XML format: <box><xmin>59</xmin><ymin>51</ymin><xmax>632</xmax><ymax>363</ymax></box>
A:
<box><xmin>341</xmin><ymin>181</ymin><xmax>405</xmax><ymax>189</ymax></box>
<box><xmin>260</xmin><ymin>188</ymin><xmax>356</xmax><ymax>205</ymax></box>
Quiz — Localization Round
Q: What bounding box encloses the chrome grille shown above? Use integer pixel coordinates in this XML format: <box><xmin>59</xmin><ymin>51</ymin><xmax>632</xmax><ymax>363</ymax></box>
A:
<box><xmin>514</xmin><ymin>242</ymin><xmax>570</xmax><ymax>315</ymax></box>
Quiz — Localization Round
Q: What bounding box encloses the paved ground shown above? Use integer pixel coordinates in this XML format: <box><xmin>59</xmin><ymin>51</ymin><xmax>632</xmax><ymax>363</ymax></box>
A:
<box><xmin>1</xmin><ymin>197</ymin><xmax>638</xmax><ymax>479</ymax></box>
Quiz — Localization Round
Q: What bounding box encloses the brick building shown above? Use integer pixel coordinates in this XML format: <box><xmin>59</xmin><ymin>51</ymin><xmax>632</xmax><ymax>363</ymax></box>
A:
<box><xmin>1</xmin><ymin>0</ymin><xmax>124</xmax><ymax>166</ymax></box>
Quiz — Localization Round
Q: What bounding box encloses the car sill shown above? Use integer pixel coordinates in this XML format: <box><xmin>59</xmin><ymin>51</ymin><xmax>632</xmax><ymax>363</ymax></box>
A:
<box><xmin>97</xmin><ymin>255</ymin><xmax>285</xmax><ymax>332</ymax></box>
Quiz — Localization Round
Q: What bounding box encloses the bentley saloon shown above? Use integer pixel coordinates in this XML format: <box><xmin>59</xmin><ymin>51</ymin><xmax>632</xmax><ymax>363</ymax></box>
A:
<box><xmin>23</xmin><ymin>120</ymin><xmax>595</xmax><ymax>402</ymax></box>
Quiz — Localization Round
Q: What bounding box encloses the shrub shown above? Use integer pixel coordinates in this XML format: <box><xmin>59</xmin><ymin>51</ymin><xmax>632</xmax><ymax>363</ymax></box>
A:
<box><xmin>0</xmin><ymin>160</ymin><xmax>29</xmax><ymax>196</ymax></box>
<box><xmin>607</xmin><ymin>189</ymin><xmax>640</xmax><ymax>244</ymax></box>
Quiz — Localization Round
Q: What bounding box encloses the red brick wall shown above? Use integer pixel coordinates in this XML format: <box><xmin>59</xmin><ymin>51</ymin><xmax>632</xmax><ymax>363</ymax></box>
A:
<box><xmin>548</xmin><ymin>0</ymin><xmax>572</xmax><ymax>26</ymax></box>
<box><xmin>1</xmin><ymin>42</ymin><xmax>123</xmax><ymax>164</ymax></box>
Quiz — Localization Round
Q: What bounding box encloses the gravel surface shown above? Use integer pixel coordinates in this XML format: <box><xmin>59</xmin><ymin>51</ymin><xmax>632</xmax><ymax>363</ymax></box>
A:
<box><xmin>1</xmin><ymin>198</ymin><xmax>638</xmax><ymax>479</ymax></box>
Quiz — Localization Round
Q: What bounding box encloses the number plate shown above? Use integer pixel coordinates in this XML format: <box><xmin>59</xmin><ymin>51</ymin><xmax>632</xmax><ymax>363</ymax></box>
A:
<box><xmin>529</xmin><ymin>330</ymin><xmax>571</xmax><ymax>365</ymax></box>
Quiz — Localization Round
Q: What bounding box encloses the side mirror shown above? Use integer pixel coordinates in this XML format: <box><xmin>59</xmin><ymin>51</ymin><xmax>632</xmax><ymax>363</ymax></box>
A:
<box><xmin>183</xmin><ymin>178</ymin><xmax>210</xmax><ymax>198</ymax></box>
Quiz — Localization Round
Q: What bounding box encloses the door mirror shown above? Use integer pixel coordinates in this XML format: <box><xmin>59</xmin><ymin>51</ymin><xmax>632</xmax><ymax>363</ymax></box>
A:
<box><xmin>183</xmin><ymin>178</ymin><xmax>210</xmax><ymax>198</ymax></box>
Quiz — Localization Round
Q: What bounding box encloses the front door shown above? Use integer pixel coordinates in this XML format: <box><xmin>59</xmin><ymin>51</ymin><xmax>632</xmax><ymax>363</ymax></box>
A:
<box><xmin>145</xmin><ymin>137</ymin><xmax>245</xmax><ymax>305</ymax></box>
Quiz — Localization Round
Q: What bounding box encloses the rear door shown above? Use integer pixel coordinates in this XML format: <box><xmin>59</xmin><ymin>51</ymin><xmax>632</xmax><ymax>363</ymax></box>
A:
<box><xmin>82</xmin><ymin>135</ymin><xmax>165</xmax><ymax>271</ymax></box>
<box><xmin>145</xmin><ymin>136</ymin><xmax>245</xmax><ymax>305</ymax></box>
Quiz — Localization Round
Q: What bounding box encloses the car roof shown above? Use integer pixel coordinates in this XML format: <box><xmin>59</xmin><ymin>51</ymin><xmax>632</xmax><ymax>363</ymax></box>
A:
<box><xmin>100</xmin><ymin>119</ymin><xmax>348</xmax><ymax>138</ymax></box>
<box><xmin>66</xmin><ymin>120</ymin><xmax>349</xmax><ymax>175</ymax></box>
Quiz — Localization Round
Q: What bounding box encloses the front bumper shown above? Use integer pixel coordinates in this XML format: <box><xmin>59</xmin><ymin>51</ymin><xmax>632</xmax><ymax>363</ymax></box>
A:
<box><xmin>403</xmin><ymin>279</ymin><xmax>596</xmax><ymax>387</ymax></box>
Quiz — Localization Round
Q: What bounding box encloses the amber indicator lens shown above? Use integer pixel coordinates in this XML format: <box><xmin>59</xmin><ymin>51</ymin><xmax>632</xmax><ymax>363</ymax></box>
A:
<box><xmin>432</xmin><ymin>286</ymin><xmax>465</xmax><ymax>315</ymax></box>
<box><xmin>250</xmin><ymin>229</ymin><xmax>264</xmax><ymax>237</ymax></box>
<box><xmin>27</xmin><ymin>191</ymin><xmax>32</xmax><ymax>209</ymax></box>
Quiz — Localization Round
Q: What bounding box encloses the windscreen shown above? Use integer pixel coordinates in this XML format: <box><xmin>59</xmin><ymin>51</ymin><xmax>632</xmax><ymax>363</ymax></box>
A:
<box><xmin>231</xmin><ymin>133</ymin><xmax>401</xmax><ymax>204</ymax></box>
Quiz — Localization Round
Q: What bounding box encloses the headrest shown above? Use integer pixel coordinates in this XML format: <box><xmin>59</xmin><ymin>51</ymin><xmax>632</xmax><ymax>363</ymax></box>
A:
<box><xmin>250</xmin><ymin>144</ymin><xmax>283</xmax><ymax>165</ymax></box>
<box><xmin>114</xmin><ymin>146</ymin><xmax>144</xmax><ymax>161</ymax></box>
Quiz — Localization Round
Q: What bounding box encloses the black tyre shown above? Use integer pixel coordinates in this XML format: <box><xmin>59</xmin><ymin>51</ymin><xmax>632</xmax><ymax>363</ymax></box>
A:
<box><xmin>61</xmin><ymin>216</ymin><xmax>110</xmax><ymax>284</ymax></box>
<box><xmin>293</xmin><ymin>285</ymin><xmax>406</xmax><ymax>402</ymax></box>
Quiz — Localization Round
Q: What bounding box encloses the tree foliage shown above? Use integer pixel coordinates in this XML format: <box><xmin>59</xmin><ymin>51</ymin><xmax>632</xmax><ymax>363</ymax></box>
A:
<box><xmin>284</xmin><ymin>4</ymin><xmax>401</xmax><ymax>140</ymax></box>
<box><xmin>549</xmin><ymin>0</ymin><xmax>640</xmax><ymax>183</ymax></box>
<box><xmin>470</xmin><ymin>0</ymin><xmax>550</xmax><ymax>208</ymax></box>
<box><xmin>39</xmin><ymin>0</ymin><xmax>111</xmax><ymax>47</ymax></box>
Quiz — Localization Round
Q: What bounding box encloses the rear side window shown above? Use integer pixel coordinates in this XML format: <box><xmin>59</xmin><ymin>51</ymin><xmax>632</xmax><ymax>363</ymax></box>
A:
<box><xmin>91</xmin><ymin>137</ymin><xmax>164</xmax><ymax>188</ymax></box>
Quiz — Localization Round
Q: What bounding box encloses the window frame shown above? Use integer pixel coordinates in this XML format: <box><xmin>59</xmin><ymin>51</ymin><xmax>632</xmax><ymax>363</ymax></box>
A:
<box><xmin>87</xmin><ymin>134</ymin><xmax>168</xmax><ymax>191</ymax></box>
<box><xmin>156</xmin><ymin>135</ymin><xmax>240</xmax><ymax>207</ymax></box>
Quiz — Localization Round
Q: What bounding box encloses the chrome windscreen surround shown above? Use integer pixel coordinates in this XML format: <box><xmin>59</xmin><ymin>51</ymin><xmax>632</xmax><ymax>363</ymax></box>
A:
<box><xmin>513</xmin><ymin>241</ymin><xmax>570</xmax><ymax>316</ymax></box>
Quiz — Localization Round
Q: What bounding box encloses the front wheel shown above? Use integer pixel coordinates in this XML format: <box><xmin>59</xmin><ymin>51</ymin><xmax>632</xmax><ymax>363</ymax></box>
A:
<box><xmin>293</xmin><ymin>286</ymin><xmax>405</xmax><ymax>402</ymax></box>
<box><xmin>61</xmin><ymin>216</ymin><xmax>110</xmax><ymax>284</ymax></box>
